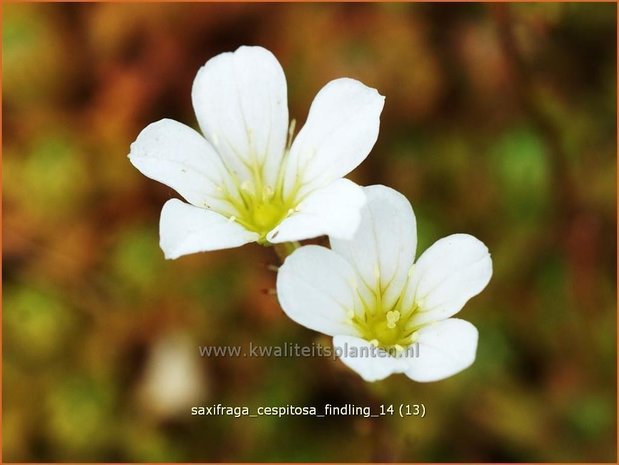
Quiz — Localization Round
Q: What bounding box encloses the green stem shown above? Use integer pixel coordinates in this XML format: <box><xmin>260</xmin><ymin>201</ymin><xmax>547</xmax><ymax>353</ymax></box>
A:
<box><xmin>273</xmin><ymin>241</ymin><xmax>301</xmax><ymax>263</ymax></box>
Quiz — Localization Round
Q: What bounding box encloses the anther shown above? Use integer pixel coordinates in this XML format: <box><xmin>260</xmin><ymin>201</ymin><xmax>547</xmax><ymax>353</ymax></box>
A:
<box><xmin>386</xmin><ymin>310</ymin><xmax>401</xmax><ymax>329</ymax></box>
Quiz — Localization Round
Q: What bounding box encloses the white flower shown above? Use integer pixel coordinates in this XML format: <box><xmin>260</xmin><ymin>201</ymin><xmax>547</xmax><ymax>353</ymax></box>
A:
<box><xmin>129</xmin><ymin>46</ymin><xmax>384</xmax><ymax>259</ymax></box>
<box><xmin>276</xmin><ymin>185</ymin><xmax>492</xmax><ymax>382</ymax></box>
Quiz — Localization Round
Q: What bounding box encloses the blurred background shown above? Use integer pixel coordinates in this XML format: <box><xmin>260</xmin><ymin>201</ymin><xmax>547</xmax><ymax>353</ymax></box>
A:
<box><xmin>2</xmin><ymin>3</ymin><xmax>616</xmax><ymax>462</ymax></box>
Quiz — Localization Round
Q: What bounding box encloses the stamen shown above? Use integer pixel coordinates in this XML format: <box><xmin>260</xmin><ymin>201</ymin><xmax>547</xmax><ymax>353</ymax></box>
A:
<box><xmin>287</xmin><ymin>119</ymin><xmax>297</xmax><ymax>149</ymax></box>
<box><xmin>263</xmin><ymin>185</ymin><xmax>274</xmax><ymax>201</ymax></box>
<box><xmin>386</xmin><ymin>310</ymin><xmax>401</xmax><ymax>329</ymax></box>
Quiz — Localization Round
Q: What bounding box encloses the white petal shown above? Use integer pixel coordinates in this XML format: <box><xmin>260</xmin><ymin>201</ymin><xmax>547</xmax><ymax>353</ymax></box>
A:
<box><xmin>266</xmin><ymin>179</ymin><xmax>365</xmax><ymax>244</ymax></box>
<box><xmin>159</xmin><ymin>199</ymin><xmax>258</xmax><ymax>259</ymax></box>
<box><xmin>128</xmin><ymin>119</ymin><xmax>233</xmax><ymax>212</ymax></box>
<box><xmin>330</xmin><ymin>185</ymin><xmax>417</xmax><ymax>310</ymax></box>
<box><xmin>404</xmin><ymin>234</ymin><xmax>492</xmax><ymax>325</ymax></box>
<box><xmin>192</xmin><ymin>46</ymin><xmax>288</xmax><ymax>188</ymax></box>
<box><xmin>405</xmin><ymin>319</ymin><xmax>478</xmax><ymax>382</ymax></box>
<box><xmin>276</xmin><ymin>245</ymin><xmax>360</xmax><ymax>337</ymax></box>
<box><xmin>333</xmin><ymin>335</ymin><xmax>410</xmax><ymax>382</ymax></box>
<box><xmin>284</xmin><ymin>78</ymin><xmax>384</xmax><ymax>196</ymax></box>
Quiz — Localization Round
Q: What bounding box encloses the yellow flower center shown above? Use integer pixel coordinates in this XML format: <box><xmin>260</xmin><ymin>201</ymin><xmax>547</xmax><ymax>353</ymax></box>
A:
<box><xmin>209</xmin><ymin>121</ymin><xmax>303</xmax><ymax>243</ymax></box>
<box><xmin>216</xmin><ymin>161</ymin><xmax>300</xmax><ymax>243</ymax></box>
<box><xmin>232</xmin><ymin>185</ymin><xmax>295</xmax><ymax>243</ymax></box>
<box><xmin>350</xmin><ymin>287</ymin><xmax>420</xmax><ymax>351</ymax></box>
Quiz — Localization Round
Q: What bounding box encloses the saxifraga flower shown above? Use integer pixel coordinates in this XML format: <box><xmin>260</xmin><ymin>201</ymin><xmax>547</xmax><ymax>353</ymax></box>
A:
<box><xmin>277</xmin><ymin>185</ymin><xmax>492</xmax><ymax>382</ymax></box>
<box><xmin>129</xmin><ymin>46</ymin><xmax>384</xmax><ymax>259</ymax></box>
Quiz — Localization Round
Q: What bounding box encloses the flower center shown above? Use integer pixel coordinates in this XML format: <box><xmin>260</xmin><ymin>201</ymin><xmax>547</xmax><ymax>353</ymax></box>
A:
<box><xmin>350</xmin><ymin>291</ymin><xmax>420</xmax><ymax>351</ymax></box>
<box><xmin>239</xmin><ymin>189</ymin><xmax>293</xmax><ymax>243</ymax></box>
<box><xmin>219</xmin><ymin>172</ymin><xmax>299</xmax><ymax>243</ymax></box>
<box><xmin>210</xmin><ymin>122</ymin><xmax>304</xmax><ymax>243</ymax></box>
<box><xmin>252</xmin><ymin>198</ymin><xmax>287</xmax><ymax>231</ymax></box>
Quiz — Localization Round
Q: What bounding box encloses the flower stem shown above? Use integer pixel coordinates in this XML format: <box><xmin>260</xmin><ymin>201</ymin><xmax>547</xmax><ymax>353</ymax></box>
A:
<box><xmin>273</xmin><ymin>241</ymin><xmax>301</xmax><ymax>263</ymax></box>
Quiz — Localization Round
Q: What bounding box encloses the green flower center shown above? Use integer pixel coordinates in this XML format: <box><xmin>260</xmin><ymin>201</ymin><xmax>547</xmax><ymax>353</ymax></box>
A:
<box><xmin>216</xmin><ymin>159</ymin><xmax>300</xmax><ymax>243</ymax></box>
<box><xmin>230</xmin><ymin>185</ymin><xmax>295</xmax><ymax>243</ymax></box>
<box><xmin>209</xmin><ymin>122</ymin><xmax>304</xmax><ymax>243</ymax></box>
<box><xmin>350</xmin><ymin>287</ymin><xmax>420</xmax><ymax>351</ymax></box>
